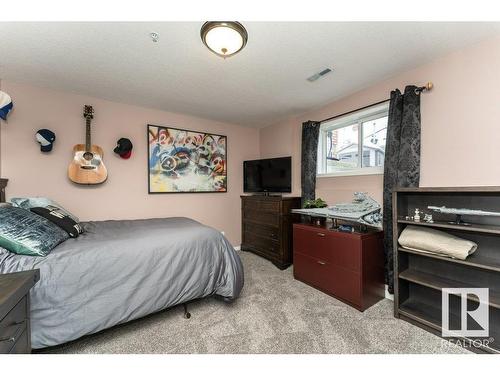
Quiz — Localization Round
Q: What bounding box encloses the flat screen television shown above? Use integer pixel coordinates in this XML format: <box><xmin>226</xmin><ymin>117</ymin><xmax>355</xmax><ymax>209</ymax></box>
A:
<box><xmin>243</xmin><ymin>156</ymin><xmax>292</xmax><ymax>193</ymax></box>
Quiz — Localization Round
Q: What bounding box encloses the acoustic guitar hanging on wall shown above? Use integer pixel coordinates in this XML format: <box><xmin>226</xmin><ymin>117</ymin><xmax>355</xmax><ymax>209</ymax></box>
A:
<box><xmin>68</xmin><ymin>105</ymin><xmax>108</xmax><ymax>185</ymax></box>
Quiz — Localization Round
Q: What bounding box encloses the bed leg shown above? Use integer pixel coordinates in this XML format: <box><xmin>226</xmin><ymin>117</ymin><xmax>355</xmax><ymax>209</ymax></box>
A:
<box><xmin>183</xmin><ymin>303</ymin><xmax>191</xmax><ymax>319</ymax></box>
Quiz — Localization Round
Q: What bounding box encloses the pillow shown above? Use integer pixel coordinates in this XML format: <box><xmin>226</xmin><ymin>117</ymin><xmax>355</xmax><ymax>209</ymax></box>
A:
<box><xmin>31</xmin><ymin>206</ymin><xmax>84</xmax><ymax>238</ymax></box>
<box><xmin>10</xmin><ymin>197</ymin><xmax>79</xmax><ymax>223</ymax></box>
<box><xmin>398</xmin><ymin>225</ymin><xmax>477</xmax><ymax>260</ymax></box>
<box><xmin>0</xmin><ymin>205</ymin><xmax>69</xmax><ymax>256</ymax></box>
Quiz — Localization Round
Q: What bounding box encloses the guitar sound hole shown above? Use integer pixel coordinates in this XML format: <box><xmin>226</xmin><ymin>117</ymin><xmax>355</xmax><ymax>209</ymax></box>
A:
<box><xmin>83</xmin><ymin>152</ymin><xmax>94</xmax><ymax>161</ymax></box>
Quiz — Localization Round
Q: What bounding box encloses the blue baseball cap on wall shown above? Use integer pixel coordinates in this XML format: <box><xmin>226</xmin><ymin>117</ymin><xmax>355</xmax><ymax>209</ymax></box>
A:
<box><xmin>36</xmin><ymin>129</ymin><xmax>56</xmax><ymax>152</ymax></box>
<box><xmin>0</xmin><ymin>90</ymin><xmax>13</xmax><ymax>120</ymax></box>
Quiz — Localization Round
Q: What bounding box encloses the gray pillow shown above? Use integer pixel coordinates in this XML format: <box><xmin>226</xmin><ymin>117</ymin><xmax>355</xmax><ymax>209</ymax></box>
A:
<box><xmin>0</xmin><ymin>205</ymin><xmax>69</xmax><ymax>256</ymax></box>
<box><xmin>10</xmin><ymin>197</ymin><xmax>79</xmax><ymax>223</ymax></box>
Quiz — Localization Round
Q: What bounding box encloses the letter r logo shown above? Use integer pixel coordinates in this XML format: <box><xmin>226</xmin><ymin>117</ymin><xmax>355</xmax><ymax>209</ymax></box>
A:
<box><xmin>442</xmin><ymin>288</ymin><xmax>489</xmax><ymax>337</ymax></box>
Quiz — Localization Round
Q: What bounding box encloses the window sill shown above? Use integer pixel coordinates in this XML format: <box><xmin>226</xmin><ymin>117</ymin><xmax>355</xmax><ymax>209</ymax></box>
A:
<box><xmin>316</xmin><ymin>167</ymin><xmax>384</xmax><ymax>178</ymax></box>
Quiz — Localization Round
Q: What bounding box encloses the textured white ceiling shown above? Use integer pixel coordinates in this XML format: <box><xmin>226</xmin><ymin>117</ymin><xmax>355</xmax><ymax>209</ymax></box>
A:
<box><xmin>0</xmin><ymin>22</ymin><xmax>499</xmax><ymax>128</ymax></box>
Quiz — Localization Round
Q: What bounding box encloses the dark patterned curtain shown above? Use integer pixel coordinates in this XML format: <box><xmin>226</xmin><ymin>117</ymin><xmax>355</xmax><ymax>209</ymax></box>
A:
<box><xmin>301</xmin><ymin>121</ymin><xmax>320</xmax><ymax>206</ymax></box>
<box><xmin>383</xmin><ymin>86</ymin><xmax>421</xmax><ymax>293</ymax></box>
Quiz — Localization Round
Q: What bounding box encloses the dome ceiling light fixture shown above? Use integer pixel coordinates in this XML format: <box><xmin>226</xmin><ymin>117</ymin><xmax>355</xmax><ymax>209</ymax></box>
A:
<box><xmin>200</xmin><ymin>21</ymin><xmax>248</xmax><ymax>58</ymax></box>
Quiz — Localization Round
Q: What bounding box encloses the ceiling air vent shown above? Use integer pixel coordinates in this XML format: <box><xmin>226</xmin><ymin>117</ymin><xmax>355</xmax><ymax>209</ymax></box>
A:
<box><xmin>307</xmin><ymin>68</ymin><xmax>333</xmax><ymax>82</ymax></box>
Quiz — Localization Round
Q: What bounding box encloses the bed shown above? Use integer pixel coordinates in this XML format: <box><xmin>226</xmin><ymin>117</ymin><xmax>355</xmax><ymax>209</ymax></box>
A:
<box><xmin>0</xmin><ymin>181</ymin><xmax>244</xmax><ymax>349</ymax></box>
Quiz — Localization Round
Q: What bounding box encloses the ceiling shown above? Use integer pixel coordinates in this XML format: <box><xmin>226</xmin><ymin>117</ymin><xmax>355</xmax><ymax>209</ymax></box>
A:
<box><xmin>0</xmin><ymin>22</ymin><xmax>499</xmax><ymax>128</ymax></box>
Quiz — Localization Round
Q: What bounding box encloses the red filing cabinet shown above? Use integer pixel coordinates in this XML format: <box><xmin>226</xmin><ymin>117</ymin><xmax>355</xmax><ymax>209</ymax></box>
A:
<box><xmin>293</xmin><ymin>223</ymin><xmax>385</xmax><ymax>311</ymax></box>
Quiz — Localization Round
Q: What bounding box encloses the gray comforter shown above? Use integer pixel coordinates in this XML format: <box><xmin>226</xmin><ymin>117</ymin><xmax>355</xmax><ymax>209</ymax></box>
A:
<box><xmin>0</xmin><ymin>217</ymin><xmax>244</xmax><ymax>349</ymax></box>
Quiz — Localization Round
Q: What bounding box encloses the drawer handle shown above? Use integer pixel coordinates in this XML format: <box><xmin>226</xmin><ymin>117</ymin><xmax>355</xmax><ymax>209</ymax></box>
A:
<box><xmin>317</xmin><ymin>260</ymin><xmax>326</xmax><ymax>265</ymax></box>
<box><xmin>0</xmin><ymin>320</ymin><xmax>25</xmax><ymax>343</ymax></box>
<box><xmin>316</xmin><ymin>233</ymin><xmax>325</xmax><ymax>237</ymax></box>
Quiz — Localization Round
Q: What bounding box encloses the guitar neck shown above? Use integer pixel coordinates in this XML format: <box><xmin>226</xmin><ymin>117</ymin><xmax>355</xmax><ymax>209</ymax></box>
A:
<box><xmin>85</xmin><ymin>118</ymin><xmax>91</xmax><ymax>152</ymax></box>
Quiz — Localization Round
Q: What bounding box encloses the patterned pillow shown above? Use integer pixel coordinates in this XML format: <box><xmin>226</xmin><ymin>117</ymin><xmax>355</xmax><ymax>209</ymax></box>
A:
<box><xmin>10</xmin><ymin>197</ymin><xmax>79</xmax><ymax>223</ymax></box>
<box><xmin>0</xmin><ymin>205</ymin><xmax>69</xmax><ymax>256</ymax></box>
<box><xmin>31</xmin><ymin>206</ymin><xmax>84</xmax><ymax>238</ymax></box>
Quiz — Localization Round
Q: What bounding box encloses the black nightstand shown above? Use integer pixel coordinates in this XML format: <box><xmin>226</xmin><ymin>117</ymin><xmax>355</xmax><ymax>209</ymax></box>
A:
<box><xmin>0</xmin><ymin>270</ymin><xmax>39</xmax><ymax>354</ymax></box>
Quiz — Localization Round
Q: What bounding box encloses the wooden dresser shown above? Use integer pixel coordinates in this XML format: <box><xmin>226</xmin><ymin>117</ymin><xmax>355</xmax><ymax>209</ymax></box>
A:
<box><xmin>241</xmin><ymin>195</ymin><xmax>301</xmax><ymax>269</ymax></box>
<box><xmin>0</xmin><ymin>178</ymin><xmax>7</xmax><ymax>203</ymax></box>
<box><xmin>0</xmin><ymin>270</ymin><xmax>40</xmax><ymax>354</ymax></box>
<box><xmin>293</xmin><ymin>223</ymin><xmax>385</xmax><ymax>311</ymax></box>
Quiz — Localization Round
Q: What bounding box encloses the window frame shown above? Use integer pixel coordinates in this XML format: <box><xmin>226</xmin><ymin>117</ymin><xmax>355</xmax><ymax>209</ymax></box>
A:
<box><xmin>317</xmin><ymin>102</ymin><xmax>389</xmax><ymax>178</ymax></box>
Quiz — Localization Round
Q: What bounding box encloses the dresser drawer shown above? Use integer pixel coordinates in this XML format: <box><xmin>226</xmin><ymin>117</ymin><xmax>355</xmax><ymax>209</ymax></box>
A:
<box><xmin>243</xmin><ymin>221</ymin><xmax>280</xmax><ymax>241</ymax></box>
<box><xmin>240</xmin><ymin>196</ymin><xmax>301</xmax><ymax>270</ymax></box>
<box><xmin>0</xmin><ymin>296</ymin><xmax>27</xmax><ymax>331</ymax></box>
<box><xmin>242</xmin><ymin>199</ymin><xmax>281</xmax><ymax>213</ymax></box>
<box><xmin>293</xmin><ymin>252</ymin><xmax>362</xmax><ymax>307</ymax></box>
<box><xmin>8</xmin><ymin>329</ymin><xmax>28</xmax><ymax>354</ymax></box>
<box><xmin>243</xmin><ymin>231</ymin><xmax>280</xmax><ymax>258</ymax></box>
<box><xmin>293</xmin><ymin>225</ymin><xmax>361</xmax><ymax>272</ymax></box>
<box><xmin>243</xmin><ymin>209</ymin><xmax>280</xmax><ymax>227</ymax></box>
<box><xmin>0</xmin><ymin>297</ymin><xmax>28</xmax><ymax>353</ymax></box>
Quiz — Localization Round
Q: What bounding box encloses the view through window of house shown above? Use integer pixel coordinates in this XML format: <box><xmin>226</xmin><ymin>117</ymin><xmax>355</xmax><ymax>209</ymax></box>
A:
<box><xmin>317</xmin><ymin>103</ymin><xmax>389</xmax><ymax>176</ymax></box>
<box><xmin>362</xmin><ymin>116</ymin><xmax>388</xmax><ymax>168</ymax></box>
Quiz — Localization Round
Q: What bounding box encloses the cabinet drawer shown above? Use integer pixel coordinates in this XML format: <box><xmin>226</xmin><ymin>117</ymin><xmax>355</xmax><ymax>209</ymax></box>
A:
<box><xmin>243</xmin><ymin>199</ymin><xmax>281</xmax><ymax>213</ymax></box>
<box><xmin>293</xmin><ymin>226</ymin><xmax>361</xmax><ymax>272</ymax></box>
<box><xmin>293</xmin><ymin>252</ymin><xmax>334</xmax><ymax>293</ymax></box>
<box><xmin>329</xmin><ymin>264</ymin><xmax>362</xmax><ymax>307</ymax></box>
<box><xmin>0</xmin><ymin>297</ymin><xmax>27</xmax><ymax>353</ymax></box>
<box><xmin>293</xmin><ymin>252</ymin><xmax>361</xmax><ymax>307</ymax></box>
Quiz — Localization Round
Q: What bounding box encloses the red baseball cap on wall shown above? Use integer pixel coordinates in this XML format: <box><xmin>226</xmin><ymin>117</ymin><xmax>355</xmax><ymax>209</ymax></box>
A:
<box><xmin>120</xmin><ymin>150</ymin><xmax>132</xmax><ymax>159</ymax></box>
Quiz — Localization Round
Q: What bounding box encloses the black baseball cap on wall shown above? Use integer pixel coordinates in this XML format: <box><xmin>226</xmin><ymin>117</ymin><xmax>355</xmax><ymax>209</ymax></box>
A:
<box><xmin>36</xmin><ymin>129</ymin><xmax>56</xmax><ymax>152</ymax></box>
<box><xmin>114</xmin><ymin>138</ymin><xmax>133</xmax><ymax>159</ymax></box>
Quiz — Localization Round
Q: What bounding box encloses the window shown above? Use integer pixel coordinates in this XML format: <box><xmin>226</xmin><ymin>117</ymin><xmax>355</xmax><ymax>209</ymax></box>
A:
<box><xmin>317</xmin><ymin>102</ymin><xmax>389</xmax><ymax>177</ymax></box>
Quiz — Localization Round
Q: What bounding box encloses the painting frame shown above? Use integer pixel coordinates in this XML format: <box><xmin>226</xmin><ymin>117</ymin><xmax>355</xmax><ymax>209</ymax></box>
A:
<box><xmin>147</xmin><ymin>124</ymin><xmax>228</xmax><ymax>194</ymax></box>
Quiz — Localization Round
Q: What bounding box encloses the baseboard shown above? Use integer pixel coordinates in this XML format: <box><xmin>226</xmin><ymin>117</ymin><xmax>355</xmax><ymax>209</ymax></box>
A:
<box><xmin>385</xmin><ymin>284</ymin><xmax>394</xmax><ymax>300</ymax></box>
<box><xmin>233</xmin><ymin>246</ymin><xmax>241</xmax><ymax>251</ymax></box>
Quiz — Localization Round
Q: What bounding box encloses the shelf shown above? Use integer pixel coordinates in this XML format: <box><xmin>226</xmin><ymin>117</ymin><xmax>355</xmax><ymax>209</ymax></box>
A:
<box><xmin>399</xmin><ymin>299</ymin><xmax>499</xmax><ymax>353</ymax></box>
<box><xmin>399</xmin><ymin>299</ymin><xmax>441</xmax><ymax>331</ymax></box>
<box><xmin>399</xmin><ymin>269</ymin><xmax>500</xmax><ymax>309</ymax></box>
<box><xmin>399</xmin><ymin>247</ymin><xmax>500</xmax><ymax>273</ymax></box>
<box><xmin>397</xmin><ymin>219</ymin><xmax>500</xmax><ymax>235</ymax></box>
<box><xmin>395</xmin><ymin>188</ymin><xmax>500</xmax><ymax>353</ymax></box>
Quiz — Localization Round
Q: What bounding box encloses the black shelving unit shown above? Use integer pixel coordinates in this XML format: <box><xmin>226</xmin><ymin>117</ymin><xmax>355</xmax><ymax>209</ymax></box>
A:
<box><xmin>393</xmin><ymin>187</ymin><xmax>500</xmax><ymax>354</ymax></box>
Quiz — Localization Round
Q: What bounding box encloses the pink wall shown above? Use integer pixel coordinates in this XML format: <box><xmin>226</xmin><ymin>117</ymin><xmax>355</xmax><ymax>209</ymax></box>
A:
<box><xmin>0</xmin><ymin>81</ymin><xmax>260</xmax><ymax>246</ymax></box>
<box><xmin>260</xmin><ymin>36</ymin><xmax>500</xmax><ymax>205</ymax></box>
<box><xmin>2</xmin><ymin>36</ymin><xmax>500</xmax><ymax>246</ymax></box>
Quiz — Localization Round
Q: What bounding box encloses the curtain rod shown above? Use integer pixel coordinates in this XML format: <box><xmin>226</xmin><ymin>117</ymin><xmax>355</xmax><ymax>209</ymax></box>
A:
<box><xmin>319</xmin><ymin>98</ymin><xmax>389</xmax><ymax>124</ymax></box>
<box><xmin>319</xmin><ymin>82</ymin><xmax>433</xmax><ymax>124</ymax></box>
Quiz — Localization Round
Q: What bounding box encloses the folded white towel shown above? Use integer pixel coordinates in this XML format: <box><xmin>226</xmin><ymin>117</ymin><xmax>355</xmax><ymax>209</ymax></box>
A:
<box><xmin>398</xmin><ymin>225</ymin><xmax>477</xmax><ymax>260</ymax></box>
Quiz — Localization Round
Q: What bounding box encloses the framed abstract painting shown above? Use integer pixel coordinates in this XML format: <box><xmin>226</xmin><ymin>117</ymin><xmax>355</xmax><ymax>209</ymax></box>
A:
<box><xmin>147</xmin><ymin>125</ymin><xmax>227</xmax><ymax>193</ymax></box>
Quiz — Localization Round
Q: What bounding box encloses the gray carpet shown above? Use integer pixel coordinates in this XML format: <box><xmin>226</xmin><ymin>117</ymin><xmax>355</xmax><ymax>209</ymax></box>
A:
<box><xmin>40</xmin><ymin>251</ymin><xmax>467</xmax><ymax>354</ymax></box>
